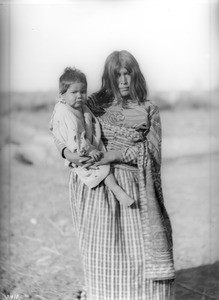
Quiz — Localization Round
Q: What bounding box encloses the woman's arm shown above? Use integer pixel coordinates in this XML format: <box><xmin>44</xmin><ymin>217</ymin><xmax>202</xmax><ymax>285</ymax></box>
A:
<box><xmin>94</xmin><ymin>102</ymin><xmax>162</xmax><ymax>168</ymax></box>
<box><xmin>91</xmin><ymin>150</ymin><xmax>121</xmax><ymax>167</ymax></box>
<box><xmin>86</xmin><ymin>92</ymin><xmax>106</xmax><ymax>116</ymax></box>
<box><xmin>145</xmin><ymin>102</ymin><xmax>162</xmax><ymax>168</ymax></box>
<box><xmin>52</xmin><ymin>134</ymin><xmax>67</xmax><ymax>157</ymax></box>
<box><xmin>63</xmin><ymin>147</ymin><xmax>82</xmax><ymax>165</ymax></box>
<box><xmin>122</xmin><ymin>104</ymin><xmax>161</xmax><ymax>169</ymax></box>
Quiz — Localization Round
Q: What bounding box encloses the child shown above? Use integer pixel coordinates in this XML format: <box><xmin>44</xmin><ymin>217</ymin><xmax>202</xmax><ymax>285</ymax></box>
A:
<box><xmin>50</xmin><ymin>67</ymin><xmax>134</xmax><ymax>207</ymax></box>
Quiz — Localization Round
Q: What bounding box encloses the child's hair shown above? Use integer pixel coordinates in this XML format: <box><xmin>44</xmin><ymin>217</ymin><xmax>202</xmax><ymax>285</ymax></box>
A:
<box><xmin>59</xmin><ymin>67</ymin><xmax>87</xmax><ymax>95</ymax></box>
<box><xmin>100</xmin><ymin>50</ymin><xmax>148</xmax><ymax>103</ymax></box>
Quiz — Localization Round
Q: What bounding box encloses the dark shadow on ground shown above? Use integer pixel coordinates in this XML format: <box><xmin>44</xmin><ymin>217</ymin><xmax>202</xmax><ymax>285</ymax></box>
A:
<box><xmin>175</xmin><ymin>262</ymin><xmax>219</xmax><ymax>300</ymax></box>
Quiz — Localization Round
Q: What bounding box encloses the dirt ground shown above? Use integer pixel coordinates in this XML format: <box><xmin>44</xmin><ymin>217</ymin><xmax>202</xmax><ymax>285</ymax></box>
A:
<box><xmin>0</xmin><ymin>107</ymin><xmax>218</xmax><ymax>299</ymax></box>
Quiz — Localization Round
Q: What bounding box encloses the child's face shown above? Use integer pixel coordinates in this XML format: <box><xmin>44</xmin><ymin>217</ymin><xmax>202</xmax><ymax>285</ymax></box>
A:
<box><xmin>62</xmin><ymin>81</ymin><xmax>87</xmax><ymax>109</ymax></box>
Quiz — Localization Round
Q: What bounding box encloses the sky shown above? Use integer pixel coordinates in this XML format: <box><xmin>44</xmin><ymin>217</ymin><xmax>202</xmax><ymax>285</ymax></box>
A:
<box><xmin>0</xmin><ymin>0</ymin><xmax>218</xmax><ymax>94</ymax></box>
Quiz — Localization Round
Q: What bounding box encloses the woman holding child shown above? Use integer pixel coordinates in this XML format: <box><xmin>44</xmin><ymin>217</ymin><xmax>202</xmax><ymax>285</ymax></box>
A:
<box><xmin>51</xmin><ymin>50</ymin><xmax>175</xmax><ymax>300</ymax></box>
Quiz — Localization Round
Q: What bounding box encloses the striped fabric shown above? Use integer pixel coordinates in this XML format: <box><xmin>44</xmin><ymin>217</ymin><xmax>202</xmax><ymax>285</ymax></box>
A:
<box><xmin>66</xmin><ymin>94</ymin><xmax>175</xmax><ymax>299</ymax></box>
<box><xmin>69</xmin><ymin>166</ymin><xmax>174</xmax><ymax>300</ymax></box>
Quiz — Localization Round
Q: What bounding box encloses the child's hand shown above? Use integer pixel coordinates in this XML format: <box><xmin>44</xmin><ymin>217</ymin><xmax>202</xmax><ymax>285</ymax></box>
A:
<box><xmin>89</xmin><ymin>149</ymin><xmax>103</xmax><ymax>162</ymax></box>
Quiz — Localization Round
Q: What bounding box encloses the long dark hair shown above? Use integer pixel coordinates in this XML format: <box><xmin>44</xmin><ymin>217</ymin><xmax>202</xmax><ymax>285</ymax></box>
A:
<box><xmin>100</xmin><ymin>50</ymin><xmax>148</xmax><ymax>104</ymax></box>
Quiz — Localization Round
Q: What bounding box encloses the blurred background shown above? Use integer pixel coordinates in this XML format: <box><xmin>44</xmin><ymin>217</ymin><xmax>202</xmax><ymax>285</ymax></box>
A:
<box><xmin>0</xmin><ymin>0</ymin><xmax>218</xmax><ymax>299</ymax></box>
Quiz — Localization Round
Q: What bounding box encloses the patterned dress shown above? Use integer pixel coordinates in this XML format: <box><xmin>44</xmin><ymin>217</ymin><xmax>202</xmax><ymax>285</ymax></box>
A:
<box><xmin>64</xmin><ymin>92</ymin><xmax>175</xmax><ymax>300</ymax></box>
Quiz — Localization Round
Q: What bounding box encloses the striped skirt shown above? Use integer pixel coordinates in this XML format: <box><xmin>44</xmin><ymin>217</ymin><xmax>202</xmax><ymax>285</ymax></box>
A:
<box><xmin>77</xmin><ymin>280</ymin><xmax>174</xmax><ymax>300</ymax></box>
<box><xmin>69</xmin><ymin>165</ymin><xmax>175</xmax><ymax>300</ymax></box>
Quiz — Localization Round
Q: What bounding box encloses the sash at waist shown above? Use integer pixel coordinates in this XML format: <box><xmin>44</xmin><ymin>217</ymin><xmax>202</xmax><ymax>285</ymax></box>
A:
<box><xmin>69</xmin><ymin>162</ymin><xmax>138</xmax><ymax>172</ymax></box>
<box><xmin>112</xmin><ymin>163</ymin><xmax>138</xmax><ymax>172</ymax></box>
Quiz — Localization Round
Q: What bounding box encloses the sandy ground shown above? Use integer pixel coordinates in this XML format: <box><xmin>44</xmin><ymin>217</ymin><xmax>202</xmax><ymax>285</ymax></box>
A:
<box><xmin>0</xmin><ymin>107</ymin><xmax>218</xmax><ymax>299</ymax></box>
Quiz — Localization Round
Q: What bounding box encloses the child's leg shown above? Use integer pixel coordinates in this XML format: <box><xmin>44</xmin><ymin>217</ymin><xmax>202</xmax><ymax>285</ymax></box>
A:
<box><xmin>104</xmin><ymin>173</ymin><xmax>134</xmax><ymax>207</ymax></box>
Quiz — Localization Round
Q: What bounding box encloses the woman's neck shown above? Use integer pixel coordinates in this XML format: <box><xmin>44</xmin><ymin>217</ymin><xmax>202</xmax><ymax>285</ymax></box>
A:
<box><xmin>121</xmin><ymin>97</ymin><xmax>140</xmax><ymax>108</ymax></box>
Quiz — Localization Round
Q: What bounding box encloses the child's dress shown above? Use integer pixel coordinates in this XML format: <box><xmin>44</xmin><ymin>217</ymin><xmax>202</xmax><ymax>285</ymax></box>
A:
<box><xmin>51</xmin><ymin>101</ymin><xmax>110</xmax><ymax>188</ymax></box>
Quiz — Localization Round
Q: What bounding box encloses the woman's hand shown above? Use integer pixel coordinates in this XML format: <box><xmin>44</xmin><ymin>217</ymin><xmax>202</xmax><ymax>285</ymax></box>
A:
<box><xmin>89</xmin><ymin>149</ymin><xmax>104</xmax><ymax>162</ymax></box>
<box><xmin>65</xmin><ymin>149</ymin><xmax>122</xmax><ymax>169</ymax></box>
<box><xmin>79</xmin><ymin>156</ymin><xmax>96</xmax><ymax>169</ymax></box>
<box><xmin>82</xmin><ymin>150</ymin><xmax>121</xmax><ymax>168</ymax></box>
<box><xmin>93</xmin><ymin>150</ymin><xmax>122</xmax><ymax>167</ymax></box>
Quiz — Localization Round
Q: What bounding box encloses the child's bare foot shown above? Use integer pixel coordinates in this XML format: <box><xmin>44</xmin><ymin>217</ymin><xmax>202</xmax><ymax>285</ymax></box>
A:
<box><xmin>113</xmin><ymin>187</ymin><xmax>134</xmax><ymax>207</ymax></box>
<box><xmin>104</xmin><ymin>174</ymin><xmax>135</xmax><ymax>207</ymax></box>
<box><xmin>117</xmin><ymin>194</ymin><xmax>135</xmax><ymax>207</ymax></box>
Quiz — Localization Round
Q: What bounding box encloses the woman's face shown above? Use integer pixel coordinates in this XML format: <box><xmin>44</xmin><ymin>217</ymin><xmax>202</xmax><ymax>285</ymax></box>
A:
<box><xmin>117</xmin><ymin>67</ymin><xmax>131</xmax><ymax>97</ymax></box>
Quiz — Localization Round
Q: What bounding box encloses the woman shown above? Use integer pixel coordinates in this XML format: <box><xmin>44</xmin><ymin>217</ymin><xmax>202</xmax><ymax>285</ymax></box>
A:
<box><xmin>54</xmin><ymin>50</ymin><xmax>175</xmax><ymax>300</ymax></box>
